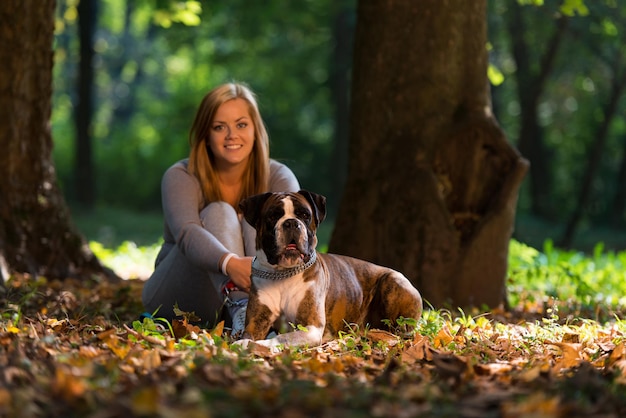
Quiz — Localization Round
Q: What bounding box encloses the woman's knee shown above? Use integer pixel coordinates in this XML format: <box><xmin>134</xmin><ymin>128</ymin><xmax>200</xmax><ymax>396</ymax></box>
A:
<box><xmin>201</xmin><ymin>201</ymin><xmax>245</xmax><ymax>255</ymax></box>
<box><xmin>200</xmin><ymin>201</ymin><xmax>238</xmax><ymax>227</ymax></box>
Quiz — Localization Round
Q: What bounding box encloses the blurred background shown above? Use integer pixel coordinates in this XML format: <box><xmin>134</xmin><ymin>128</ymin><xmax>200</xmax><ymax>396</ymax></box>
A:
<box><xmin>52</xmin><ymin>0</ymin><xmax>626</xmax><ymax>253</ymax></box>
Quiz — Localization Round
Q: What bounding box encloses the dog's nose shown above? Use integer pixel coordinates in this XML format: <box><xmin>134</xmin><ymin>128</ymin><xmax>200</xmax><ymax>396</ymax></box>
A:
<box><xmin>283</xmin><ymin>219</ymin><xmax>300</xmax><ymax>230</ymax></box>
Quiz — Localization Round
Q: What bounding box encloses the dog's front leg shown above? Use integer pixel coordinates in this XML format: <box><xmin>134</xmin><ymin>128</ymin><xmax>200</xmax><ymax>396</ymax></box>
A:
<box><xmin>233</xmin><ymin>290</ymin><xmax>278</xmax><ymax>350</ymax></box>
<box><xmin>242</xmin><ymin>300</ymin><xmax>275</xmax><ymax>341</ymax></box>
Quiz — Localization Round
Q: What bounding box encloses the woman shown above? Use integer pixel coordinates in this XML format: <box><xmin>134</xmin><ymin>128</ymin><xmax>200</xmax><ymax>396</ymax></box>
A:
<box><xmin>142</xmin><ymin>82</ymin><xmax>300</xmax><ymax>333</ymax></box>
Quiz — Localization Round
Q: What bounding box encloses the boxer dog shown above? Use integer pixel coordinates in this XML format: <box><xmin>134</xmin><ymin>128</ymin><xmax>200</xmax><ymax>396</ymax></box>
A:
<box><xmin>235</xmin><ymin>190</ymin><xmax>423</xmax><ymax>350</ymax></box>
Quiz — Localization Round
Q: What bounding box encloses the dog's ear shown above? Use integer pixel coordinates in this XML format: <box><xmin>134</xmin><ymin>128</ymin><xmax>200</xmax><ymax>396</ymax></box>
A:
<box><xmin>239</xmin><ymin>192</ymin><xmax>273</xmax><ymax>228</ymax></box>
<box><xmin>297</xmin><ymin>190</ymin><xmax>327</xmax><ymax>227</ymax></box>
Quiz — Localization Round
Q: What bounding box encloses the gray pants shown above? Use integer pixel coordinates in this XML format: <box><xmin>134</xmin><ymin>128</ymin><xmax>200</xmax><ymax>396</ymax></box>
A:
<box><xmin>141</xmin><ymin>202</ymin><xmax>256</xmax><ymax>327</ymax></box>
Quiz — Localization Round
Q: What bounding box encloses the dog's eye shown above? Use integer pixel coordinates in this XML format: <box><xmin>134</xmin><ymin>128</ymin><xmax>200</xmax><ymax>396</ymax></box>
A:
<box><xmin>267</xmin><ymin>208</ymin><xmax>284</xmax><ymax>224</ymax></box>
<box><xmin>296</xmin><ymin>208</ymin><xmax>311</xmax><ymax>221</ymax></box>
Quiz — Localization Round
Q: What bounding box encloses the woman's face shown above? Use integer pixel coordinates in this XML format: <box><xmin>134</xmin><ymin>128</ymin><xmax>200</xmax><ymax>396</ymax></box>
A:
<box><xmin>208</xmin><ymin>98</ymin><xmax>255</xmax><ymax>171</ymax></box>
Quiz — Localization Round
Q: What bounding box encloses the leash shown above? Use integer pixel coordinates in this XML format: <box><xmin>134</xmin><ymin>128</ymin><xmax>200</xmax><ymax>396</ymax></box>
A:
<box><xmin>251</xmin><ymin>251</ymin><xmax>317</xmax><ymax>281</ymax></box>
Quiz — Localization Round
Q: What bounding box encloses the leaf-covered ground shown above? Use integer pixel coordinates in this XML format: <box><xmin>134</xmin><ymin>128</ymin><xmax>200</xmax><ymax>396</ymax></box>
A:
<box><xmin>2</xmin><ymin>270</ymin><xmax>626</xmax><ymax>418</ymax></box>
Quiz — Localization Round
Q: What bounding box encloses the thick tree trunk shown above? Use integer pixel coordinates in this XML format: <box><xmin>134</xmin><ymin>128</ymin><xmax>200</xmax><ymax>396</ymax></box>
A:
<box><xmin>0</xmin><ymin>0</ymin><xmax>117</xmax><ymax>283</ymax></box>
<box><xmin>329</xmin><ymin>0</ymin><xmax>528</xmax><ymax>308</ymax></box>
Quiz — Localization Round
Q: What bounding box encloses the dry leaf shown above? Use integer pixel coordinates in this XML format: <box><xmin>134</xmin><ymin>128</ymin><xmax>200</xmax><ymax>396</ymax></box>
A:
<box><xmin>549</xmin><ymin>342</ymin><xmax>582</xmax><ymax>369</ymax></box>
<box><xmin>367</xmin><ymin>329</ymin><xmax>400</xmax><ymax>346</ymax></box>
<box><xmin>131</xmin><ymin>386</ymin><xmax>160</xmax><ymax>416</ymax></box>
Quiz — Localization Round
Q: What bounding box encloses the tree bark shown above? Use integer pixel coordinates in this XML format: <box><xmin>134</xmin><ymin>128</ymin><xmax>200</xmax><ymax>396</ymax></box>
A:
<box><xmin>327</xmin><ymin>1</ymin><xmax>355</xmax><ymax>219</ymax></box>
<box><xmin>506</xmin><ymin>2</ymin><xmax>568</xmax><ymax>219</ymax></box>
<box><xmin>0</xmin><ymin>0</ymin><xmax>117</xmax><ymax>283</ymax></box>
<box><xmin>329</xmin><ymin>0</ymin><xmax>528</xmax><ymax>308</ymax></box>
<box><xmin>75</xmin><ymin>0</ymin><xmax>97</xmax><ymax>209</ymax></box>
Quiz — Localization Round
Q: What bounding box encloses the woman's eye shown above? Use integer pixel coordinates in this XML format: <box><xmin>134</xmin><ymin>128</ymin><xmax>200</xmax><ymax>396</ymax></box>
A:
<box><xmin>237</xmin><ymin>122</ymin><xmax>248</xmax><ymax>129</ymax></box>
<box><xmin>212</xmin><ymin>125</ymin><xmax>223</xmax><ymax>132</ymax></box>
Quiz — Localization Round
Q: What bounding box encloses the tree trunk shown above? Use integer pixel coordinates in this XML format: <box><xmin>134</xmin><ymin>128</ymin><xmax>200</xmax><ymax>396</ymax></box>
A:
<box><xmin>327</xmin><ymin>1</ymin><xmax>355</xmax><ymax>219</ymax></box>
<box><xmin>506</xmin><ymin>2</ymin><xmax>568</xmax><ymax>219</ymax></box>
<box><xmin>0</xmin><ymin>0</ymin><xmax>117</xmax><ymax>283</ymax></box>
<box><xmin>329</xmin><ymin>0</ymin><xmax>528</xmax><ymax>308</ymax></box>
<box><xmin>75</xmin><ymin>0</ymin><xmax>97</xmax><ymax>209</ymax></box>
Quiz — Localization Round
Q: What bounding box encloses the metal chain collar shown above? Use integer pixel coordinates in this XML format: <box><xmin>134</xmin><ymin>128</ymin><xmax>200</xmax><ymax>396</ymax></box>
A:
<box><xmin>251</xmin><ymin>251</ymin><xmax>317</xmax><ymax>281</ymax></box>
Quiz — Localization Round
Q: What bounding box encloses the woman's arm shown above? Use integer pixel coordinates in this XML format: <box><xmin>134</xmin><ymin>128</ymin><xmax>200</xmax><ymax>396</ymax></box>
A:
<box><xmin>161</xmin><ymin>162</ymin><xmax>231</xmax><ymax>273</ymax></box>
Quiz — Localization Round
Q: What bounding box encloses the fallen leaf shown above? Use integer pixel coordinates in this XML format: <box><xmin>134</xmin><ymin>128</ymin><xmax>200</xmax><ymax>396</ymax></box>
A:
<box><xmin>0</xmin><ymin>388</ymin><xmax>10</xmax><ymax>408</ymax></box>
<box><xmin>474</xmin><ymin>362</ymin><xmax>513</xmax><ymax>376</ymax></box>
<box><xmin>102</xmin><ymin>335</ymin><xmax>130</xmax><ymax>359</ymax></box>
<box><xmin>433</xmin><ymin>327</ymin><xmax>454</xmax><ymax>348</ymax></box>
<box><xmin>501</xmin><ymin>392</ymin><xmax>562</xmax><ymax>418</ymax></box>
<box><xmin>549</xmin><ymin>342</ymin><xmax>582</xmax><ymax>369</ymax></box>
<box><xmin>131</xmin><ymin>386</ymin><xmax>160</xmax><ymax>415</ymax></box>
<box><xmin>54</xmin><ymin>367</ymin><xmax>87</xmax><ymax>401</ymax></box>
<box><xmin>367</xmin><ymin>329</ymin><xmax>400</xmax><ymax>346</ymax></box>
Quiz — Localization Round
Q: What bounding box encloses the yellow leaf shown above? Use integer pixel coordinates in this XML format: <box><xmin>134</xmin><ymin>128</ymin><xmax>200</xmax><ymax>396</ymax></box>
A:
<box><xmin>550</xmin><ymin>342</ymin><xmax>582</xmax><ymax>369</ymax></box>
<box><xmin>211</xmin><ymin>320</ymin><xmax>225</xmax><ymax>337</ymax></box>
<box><xmin>103</xmin><ymin>335</ymin><xmax>130</xmax><ymax>359</ymax></box>
<box><xmin>6</xmin><ymin>326</ymin><xmax>20</xmax><ymax>334</ymax></box>
<box><xmin>433</xmin><ymin>327</ymin><xmax>454</xmax><ymax>348</ymax></box>
<box><xmin>55</xmin><ymin>368</ymin><xmax>87</xmax><ymax>401</ymax></box>
<box><xmin>502</xmin><ymin>392</ymin><xmax>561</xmax><ymax>417</ymax></box>
<box><xmin>140</xmin><ymin>349</ymin><xmax>162</xmax><ymax>372</ymax></box>
<box><xmin>608</xmin><ymin>342</ymin><xmax>626</xmax><ymax>365</ymax></box>
<box><xmin>131</xmin><ymin>386</ymin><xmax>159</xmax><ymax>416</ymax></box>
<box><xmin>0</xmin><ymin>387</ymin><xmax>11</xmax><ymax>407</ymax></box>
<box><xmin>516</xmin><ymin>363</ymin><xmax>547</xmax><ymax>383</ymax></box>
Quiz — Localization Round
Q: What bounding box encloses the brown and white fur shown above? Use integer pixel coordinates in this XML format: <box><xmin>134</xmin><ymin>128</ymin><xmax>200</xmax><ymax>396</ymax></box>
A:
<box><xmin>236</xmin><ymin>190</ymin><xmax>423</xmax><ymax>350</ymax></box>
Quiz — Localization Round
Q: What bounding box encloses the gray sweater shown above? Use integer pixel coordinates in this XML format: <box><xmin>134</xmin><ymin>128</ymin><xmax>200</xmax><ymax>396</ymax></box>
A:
<box><xmin>155</xmin><ymin>158</ymin><xmax>300</xmax><ymax>273</ymax></box>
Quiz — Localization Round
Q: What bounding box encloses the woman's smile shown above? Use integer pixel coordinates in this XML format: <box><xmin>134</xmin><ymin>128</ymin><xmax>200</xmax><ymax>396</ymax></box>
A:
<box><xmin>208</xmin><ymin>98</ymin><xmax>255</xmax><ymax>169</ymax></box>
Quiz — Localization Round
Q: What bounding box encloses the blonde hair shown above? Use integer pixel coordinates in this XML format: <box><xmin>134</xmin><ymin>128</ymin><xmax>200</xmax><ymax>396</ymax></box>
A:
<box><xmin>188</xmin><ymin>82</ymin><xmax>270</xmax><ymax>207</ymax></box>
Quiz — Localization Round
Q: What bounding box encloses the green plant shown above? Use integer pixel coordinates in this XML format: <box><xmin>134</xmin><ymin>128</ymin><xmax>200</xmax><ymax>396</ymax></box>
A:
<box><xmin>132</xmin><ymin>307</ymin><xmax>174</xmax><ymax>338</ymax></box>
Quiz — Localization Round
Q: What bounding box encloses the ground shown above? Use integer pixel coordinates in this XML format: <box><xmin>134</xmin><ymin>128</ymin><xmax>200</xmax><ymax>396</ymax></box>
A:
<box><xmin>1</xmin><ymin>272</ymin><xmax>625</xmax><ymax>418</ymax></box>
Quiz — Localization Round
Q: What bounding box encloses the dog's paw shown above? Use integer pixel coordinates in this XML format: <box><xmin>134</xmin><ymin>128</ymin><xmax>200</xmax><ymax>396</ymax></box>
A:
<box><xmin>233</xmin><ymin>337</ymin><xmax>283</xmax><ymax>354</ymax></box>
<box><xmin>232</xmin><ymin>338</ymin><xmax>254</xmax><ymax>350</ymax></box>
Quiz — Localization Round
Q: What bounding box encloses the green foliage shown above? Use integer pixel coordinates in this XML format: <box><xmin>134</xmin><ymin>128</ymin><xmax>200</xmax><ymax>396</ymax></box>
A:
<box><xmin>560</xmin><ymin>0</ymin><xmax>589</xmax><ymax>16</ymax></box>
<box><xmin>52</xmin><ymin>0</ymin><xmax>344</xmax><ymax>211</ymax></box>
<box><xmin>87</xmin><ymin>234</ymin><xmax>626</xmax><ymax>321</ymax></box>
<box><xmin>489</xmin><ymin>0</ymin><xmax>626</xmax><ymax>225</ymax></box>
<box><xmin>90</xmin><ymin>240</ymin><xmax>161</xmax><ymax>279</ymax></box>
<box><xmin>508</xmin><ymin>239</ymin><xmax>626</xmax><ymax>314</ymax></box>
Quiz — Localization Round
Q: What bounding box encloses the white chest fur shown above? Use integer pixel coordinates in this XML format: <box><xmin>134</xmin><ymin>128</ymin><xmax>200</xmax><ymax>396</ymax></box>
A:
<box><xmin>252</xmin><ymin>273</ymin><xmax>312</xmax><ymax>323</ymax></box>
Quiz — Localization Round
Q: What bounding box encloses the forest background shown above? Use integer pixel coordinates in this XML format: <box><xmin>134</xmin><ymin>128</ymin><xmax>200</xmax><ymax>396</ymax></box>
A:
<box><xmin>4</xmin><ymin>2</ymin><xmax>626</xmax><ymax>416</ymax></box>
<box><xmin>53</xmin><ymin>0</ymin><xmax>626</xmax><ymax>256</ymax></box>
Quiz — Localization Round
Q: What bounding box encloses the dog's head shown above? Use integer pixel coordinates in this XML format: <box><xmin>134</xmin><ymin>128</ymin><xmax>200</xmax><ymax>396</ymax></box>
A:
<box><xmin>239</xmin><ymin>190</ymin><xmax>326</xmax><ymax>267</ymax></box>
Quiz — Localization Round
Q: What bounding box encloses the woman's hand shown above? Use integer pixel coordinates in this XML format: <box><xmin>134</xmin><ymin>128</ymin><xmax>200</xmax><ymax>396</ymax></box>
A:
<box><xmin>225</xmin><ymin>255</ymin><xmax>253</xmax><ymax>292</ymax></box>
